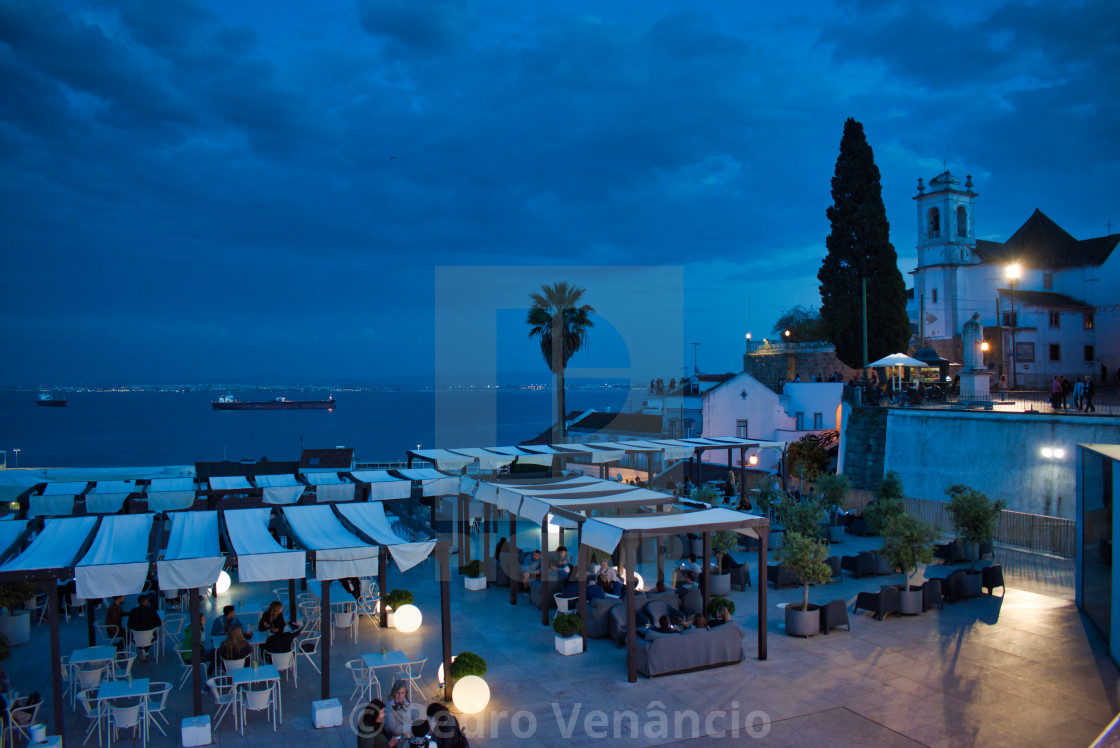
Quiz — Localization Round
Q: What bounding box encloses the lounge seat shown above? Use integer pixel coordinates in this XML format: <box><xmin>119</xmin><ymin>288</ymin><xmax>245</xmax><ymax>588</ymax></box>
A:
<box><xmin>642</xmin><ymin>599</ymin><xmax>683</xmax><ymax>628</ymax></box>
<box><xmin>922</xmin><ymin>578</ymin><xmax>944</xmax><ymax>611</ymax></box>
<box><xmin>635</xmin><ymin>623</ymin><xmax>745</xmax><ymax>677</ymax></box>
<box><xmin>608</xmin><ymin>604</ymin><xmax>650</xmax><ymax>646</ymax></box>
<box><xmin>730</xmin><ymin>564</ymin><xmax>751</xmax><ymax>590</ymax></box>
<box><xmin>766</xmin><ymin>565</ymin><xmax>798</xmax><ymax>589</ymax></box>
<box><xmin>852</xmin><ymin>586</ymin><xmax>900</xmax><ymax>621</ymax></box>
<box><xmin>840</xmin><ymin>552</ymin><xmax>876</xmax><ymax>579</ymax></box>
<box><xmin>824</xmin><ymin>556</ymin><xmax>842</xmax><ymax>582</ymax></box>
<box><xmin>982</xmin><ymin>564</ymin><xmax>1005</xmax><ymax>595</ymax></box>
<box><xmin>819</xmin><ymin>599</ymin><xmax>850</xmax><ymax>634</ymax></box>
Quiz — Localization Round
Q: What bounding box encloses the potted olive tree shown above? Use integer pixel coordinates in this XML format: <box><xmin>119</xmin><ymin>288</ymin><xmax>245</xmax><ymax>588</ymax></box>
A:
<box><xmin>757</xmin><ymin>483</ymin><xmax>787</xmax><ymax>549</ymax></box>
<box><xmin>816</xmin><ymin>473</ymin><xmax>852</xmax><ymax>543</ymax></box>
<box><xmin>947</xmin><ymin>485</ymin><xmax>1006</xmax><ymax>596</ymax></box>
<box><xmin>774</xmin><ymin>532</ymin><xmax>833</xmax><ymax>637</ymax></box>
<box><xmin>881</xmin><ymin>514</ymin><xmax>938</xmax><ymax>614</ymax></box>
<box><xmin>0</xmin><ymin>582</ymin><xmax>36</xmax><ymax>646</ymax></box>
<box><xmin>708</xmin><ymin>530</ymin><xmax>739</xmax><ymax>596</ymax></box>
<box><xmin>864</xmin><ymin>471</ymin><xmax>906</xmax><ymax>536</ymax></box>
<box><xmin>461</xmin><ymin>559</ymin><xmax>487</xmax><ymax>592</ymax></box>
<box><xmin>382</xmin><ymin>589</ymin><xmax>414</xmax><ymax>629</ymax></box>
<box><xmin>552</xmin><ymin>612</ymin><xmax>583</xmax><ymax>656</ymax></box>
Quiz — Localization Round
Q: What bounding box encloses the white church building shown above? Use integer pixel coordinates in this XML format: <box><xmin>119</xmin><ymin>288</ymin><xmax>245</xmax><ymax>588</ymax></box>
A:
<box><xmin>907</xmin><ymin>171</ymin><xmax>1119</xmax><ymax>389</ymax></box>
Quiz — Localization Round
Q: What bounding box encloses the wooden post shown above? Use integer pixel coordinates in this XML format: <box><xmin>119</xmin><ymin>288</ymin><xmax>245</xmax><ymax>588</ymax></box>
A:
<box><xmin>540</xmin><ymin>516</ymin><xmax>551</xmax><ymax>627</ymax></box>
<box><xmin>482</xmin><ymin>503</ymin><xmax>492</xmax><ymax>586</ymax></box>
<box><xmin>739</xmin><ymin>448</ymin><xmax>746</xmax><ymax>505</ymax></box>
<box><xmin>86</xmin><ymin>598</ymin><xmax>96</xmax><ymax>646</ymax></box>
<box><xmin>624</xmin><ymin>539</ymin><xmax>638</xmax><ymax>683</ymax></box>
<box><xmin>45</xmin><ymin>581</ymin><xmax>64</xmax><ymax>736</ymax></box>
<box><xmin>438</xmin><ymin>547</ymin><xmax>453</xmax><ymax>702</ymax></box>
<box><xmin>378</xmin><ymin>547</ymin><xmax>389</xmax><ymax>628</ymax></box>
<box><xmin>702</xmin><ymin>531</ymin><xmax>712</xmax><ymax>616</ymax></box>
<box><xmin>656</xmin><ymin>536</ymin><xmax>665</xmax><ymax>586</ymax></box>
<box><xmin>457</xmin><ymin>493</ymin><xmax>469</xmax><ymax>566</ymax></box>
<box><xmin>758</xmin><ymin>525</ymin><xmax>768</xmax><ymax>661</ymax></box>
<box><xmin>190</xmin><ymin>588</ymin><xmax>202</xmax><ymax>714</ymax></box>
<box><xmin>320</xmin><ymin>580</ymin><xmax>331</xmax><ymax>699</ymax></box>
<box><xmin>577</xmin><ymin>542</ymin><xmax>588</xmax><ymax>652</ymax></box>
<box><xmin>509</xmin><ymin>514</ymin><xmax>518</xmax><ymax>606</ymax></box>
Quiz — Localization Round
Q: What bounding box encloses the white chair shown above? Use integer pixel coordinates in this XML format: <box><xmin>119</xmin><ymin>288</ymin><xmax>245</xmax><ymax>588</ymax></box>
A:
<box><xmin>112</xmin><ymin>651</ymin><xmax>136</xmax><ymax>681</ymax></box>
<box><xmin>222</xmin><ymin>657</ymin><xmax>248</xmax><ymax>673</ymax></box>
<box><xmin>161</xmin><ymin>588</ymin><xmax>182</xmax><ymax>611</ymax></box>
<box><xmin>239</xmin><ymin>681</ymin><xmax>276</xmax><ymax>734</ymax></box>
<box><xmin>298</xmin><ymin>601</ymin><xmax>321</xmax><ymax>633</ymax></box>
<box><xmin>206</xmin><ymin>676</ymin><xmax>237</xmax><ymax>731</ymax></box>
<box><xmin>94</xmin><ymin>622</ymin><xmax>122</xmax><ymax>648</ymax></box>
<box><xmin>345</xmin><ymin>659</ymin><xmax>373</xmax><ymax>703</ymax></box>
<box><xmin>28</xmin><ymin>592</ymin><xmax>49</xmax><ymax>625</ymax></box>
<box><xmin>130</xmin><ymin>628</ymin><xmax>158</xmax><ymax>663</ymax></box>
<box><xmin>270</xmin><ymin>649</ymin><xmax>297</xmax><ymax>687</ymax></box>
<box><xmin>396</xmin><ymin>657</ymin><xmax>428</xmax><ymax>701</ymax></box>
<box><xmin>60</xmin><ymin>655</ymin><xmax>72</xmax><ymax>703</ymax></box>
<box><xmin>331</xmin><ymin>606</ymin><xmax>357</xmax><ymax>644</ymax></box>
<box><xmin>272</xmin><ymin>587</ymin><xmax>288</xmax><ymax>602</ymax></box>
<box><xmin>176</xmin><ymin>649</ymin><xmax>208</xmax><ymax>690</ymax></box>
<box><xmin>65</xmin><ymin>595</ymin><xmax>88</xmax><ymax>623</ymax></box>
<box><xmin>357</xmin><ymin>591</ymin><xmax>381</xmax><ymax>629</ymax></box>
<box><xmin>297</xmin><ymin>632</ymin><xmax>321</xmax><ymax>674</ymax></box>
<box><xmin>108</xmin><ymin>700</ymin><xmax>144</xmax><ymax>744</ymax></box>
<box><xmin>160</xmin><ymin>613</ymin><xmax>186</xmax><ymax>658</ymax></box>
<box><xmin>75</xmin><ymin>663</ymin><xmax>110</xmax><ymax>708</ymax></box>
<box><xmin>146</xmin><ymin>681</ymin><xmax>172</xmax><ymax>736</ymax></box>
<box><xmin>5</xmin><ymin>700</ymin><xmax>42</xmax><ymax>747</ymax></box>
<box><xmin>76</xmin><ymin>689</ymin><xmax>106</xmax><ymax>746</ymax></box>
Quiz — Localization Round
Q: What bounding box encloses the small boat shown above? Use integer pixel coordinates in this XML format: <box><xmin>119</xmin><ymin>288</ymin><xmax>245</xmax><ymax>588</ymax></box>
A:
<box><xmin>37</xmin><ymin>393</ymin><xmax>67</xmax><ymax>407</ymax></box>
<box><xmin>211</xmin><ymin>394</ymin><xmax>336</xmax><ymax>411</ymax></box>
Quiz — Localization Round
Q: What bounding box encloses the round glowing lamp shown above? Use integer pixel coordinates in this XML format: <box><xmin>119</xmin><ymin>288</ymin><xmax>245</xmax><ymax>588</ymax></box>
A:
<box><xmin>1041</xmin><ymin>447</ymin><xmax>1054</xmax><ymax>459</ymax></box>
<box><xmin>451</xmin><ymin>675</ymin><xmax>490</xmax><ymax>714</ymax></box>
<box><xmin>215</xmin><ymin>570</ymin><xmax>232</xmax><ymax>595</ymax></box>
<box><xmin>394</xmin><ymin>603</ymin><xmax>422</xmax><ymax>633</ymax></box>
<box><xmin>748</xmin><ymin>454</ymin><xmax>758</xmax><ymax>466</ymax></box>
<box><xmin>437</xmin><ymin>655</ymin><xmax>458</xmax><ymax>684</ymax></box>
<box><xmin>1053</xmin><ymin>448</ymin><xmax>1065</xmax><ymax>459</ymax></box>
<box><xmin>619</xmin><ymin>570</ymin><xmax>644</xmax><ymax>591</ymax></box>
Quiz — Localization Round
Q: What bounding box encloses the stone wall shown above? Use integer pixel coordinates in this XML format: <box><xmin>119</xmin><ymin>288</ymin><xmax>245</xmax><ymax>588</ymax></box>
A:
<box><xmin>743</xmin><ymin>346</ymin><xmax>862</xmax><ymax>391</ymax></box>
<box><xmin>841</xmin><ymin>406</ymin><xmax>888</xmax><ymax>490</ymax></box>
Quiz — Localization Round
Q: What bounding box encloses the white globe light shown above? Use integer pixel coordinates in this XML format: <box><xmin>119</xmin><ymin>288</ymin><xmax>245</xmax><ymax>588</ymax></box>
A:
<box><xmin>1053</xmin><ymin>448</ymin><xmax>1065</xmax><ymax>459</ymax></box>
<box><xmin>437</xmin><ymin>654</ymin><xmax>458</xmax><ymax>684</ymax></box>
<box><xmin>394</xmin><ymin>603</ymin><xmax>422</xmax><ymax>633</ymax></box>
<box><xmin>451</xmin><ymin>675</ymin><xmax>490</xmax><ymax>714</ymax></box>
<box><xmin>1041</xmin><ymin>447</ymin><xmax>1053</xmax><ymax>459</ymax></box>
<box><xmin>215</xmin><ymin>570</ymin><xmax>231</xmax><ymax>595</ymax></box>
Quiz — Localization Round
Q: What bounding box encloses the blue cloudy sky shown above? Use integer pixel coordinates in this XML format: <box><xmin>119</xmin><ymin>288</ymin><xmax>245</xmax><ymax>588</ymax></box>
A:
<box><xmin>2</xmin><ymin>0</ymin><xmax>1117</xmax><ymax>384</ymax></box>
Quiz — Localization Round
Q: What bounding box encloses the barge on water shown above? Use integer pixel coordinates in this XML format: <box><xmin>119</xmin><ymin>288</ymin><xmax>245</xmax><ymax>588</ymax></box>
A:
<box><xmin>211</xmin><ymin>394</ymin><xmax>335</xmax><ymax>411</ymax></box>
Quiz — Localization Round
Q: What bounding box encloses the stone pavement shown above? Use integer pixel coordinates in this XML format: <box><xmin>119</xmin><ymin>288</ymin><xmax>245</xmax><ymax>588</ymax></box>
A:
<box><xmin>5</xmin><ymin>532</ymin><xmax>1113</xmax><ymax>747</ymax></box>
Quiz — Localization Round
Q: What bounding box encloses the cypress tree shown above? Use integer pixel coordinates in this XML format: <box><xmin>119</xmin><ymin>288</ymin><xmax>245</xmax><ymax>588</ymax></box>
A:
<box><xmin>818</xmin><ymin>118</ymin><xmax>911</xmax><ymax>368</ymax></box>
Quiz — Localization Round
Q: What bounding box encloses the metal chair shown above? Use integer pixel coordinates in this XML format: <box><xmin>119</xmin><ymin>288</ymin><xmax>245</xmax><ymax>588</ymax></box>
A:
<box><xmin>108</xmin><ymin>699</ymin><xmax>144</xmax><ymax>744</ymax></box>
<box><xmin>160</xmin><ymin>613</ymin><xmax>187</xmax><ymax>658</ymax></box>
<box><xmin>270</xmin><ymin>648</ymin><xmax>297</xmax><ymax>688</ymax></box>
<box><xmin>112</xmin><ymin>651</ymin><xmax>136</xmax><ymax>681</ymax></box>
<box><xmin>161</xmin><ymin>588</ymin><xmax>182</xmax><ymax>611</ymax></box>
<box><xmin>146</xmin><ymin>682</ymin><xmax>172</xmax><ymax>736</ymax></box>
<box><xmin>75</xmin><ymin>663</ymin><xmax>110</xmax><ymax>708</ymax></box>
<box><xmin>357</xmin><ymin>591</ymin><xmax>381</xmax><ymax>629</ymax></box>
<box><xmin>5</xmin><ymin>700</ymin><xmax>42</xmax><ymax>747</ymax></box>
<box><xmin>297</xmin><ymin>632</ymin><xmax>321</xmax><ymax>674</ymax></box>
<box><xmin>298</xmin><ymin>601</ymin><xmax>321</xmax><ymax>633</ymax></box>
<box><xmin>130</xmin><ymin>628</ymin><xmax>158</xmax><ymax>663</ymax></box>
<box><xmin>76</xmin><ymin>688</ymin><xmax>106</xmax><ymax>746</ymax></box>
<box><xmin>345</xmin><ymin>659</ymin><xmax>373</xmax><ymax>703</ymax></box>
<box><xmin>65</xmin><ymin>595</ymin><xmax>88</xmax><ymax>623</ymax></box>
<box><xmin>331</xmin><ymin>605</ymin><xmax>357</xmax><ymax>644</ymax></box>
<box><xmin>206</xmin><ymin>676</ymin><xmax>237</xmax><ymax>731</ymax></box>
<box><xmin>94</xmin><ymin>623</ymin><xmax>122</xmax><ymax>649</ymax></box>
<box><xmin>239</xmin><ymin>681</ymin><xmax>276</xmax><ymax>734</ymax></box>
<box><xmin>396</xmin><ymin>657</ymin><xmax>428</xmax><ymax>701</ymax></box>
<box><xmin>222</xmin><ymin>657</ymin><xmax>248</xmax><ymax>673</ymax></box>
<box><xmin>176</xmin><ymin>648</ymin><xmax>208</xmax><ymax>690</ymax></box>
<box><xmin>28</xmin><ymin>592</ymin><xmax>49</xmax><ymax>625</ymax></box>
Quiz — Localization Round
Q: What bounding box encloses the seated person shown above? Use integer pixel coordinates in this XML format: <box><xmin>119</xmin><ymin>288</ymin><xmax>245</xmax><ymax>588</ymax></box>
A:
<box><xmin>719</xmin><ymin>553</ymin><xmax>742</xmax><ymax>572</ymax></box>
<box><xmin>426</xmin><ymin>702</ymin><xmax>468</xmax><ymax>748</ymax></box>
<box><xmin>653</xmin><ymin>615</ymin><xmax>676</xmax><ymax>634</ymax></box>
<box><xmin>383</xmin><ymin>680</ymin><xmax>420</xmax><ymax>738</ymax></box>
<box><xmin>548</xmin><ymin>545</ymin><xmax>572</xmax><ymax>582</ymax></box>
<box><xmin>671</xmin><ymin>615</ymin><xmax>688</xmax><ymax>630</ymax></box>
<box><xmin>263</xmin><ymin>625</ymin><xmax>298</xmax><ymax>657</ymax></box>
<box><xmin>520</xmin><ymin>550</ymin><xmax>542</xmax><ymax>590</ymax></box>
<box><xmin>217</xmin><ymin>626</ymin><xmax>254</xmax><ymax>666</ymax></box>
<box><xmin>676</xmin><ymin>571</ymin><xmax>698</xmax><ymax>594</ymax></box>
<box><xmin>212</xmin><ymin>604</ymin><xmax>253</xmax><ymax>639</ymax></box>
<box><xmin>598</xmin><ymin>573</ymin><xmax>623</xmax><ymax>597</ymax></box>
<box><xmin>652</xmin><ymin>581</ymin><xmax>669</xmax><ymax>594</ymax></box>
<box><xmin>681</xmin><ymin>554</ymin><xmax>702</xmax><ymax>574</ymax></box>
<box><xmin>585</xmin><ymin>579</ymin><xmax>606</xmax><ymax>601</ymax></box>
<box><xmin>709</xmin><ymin>606</ymin><xmax>732</xmax><ymax>627</ymax></box>
<box><xmin>179</xmin><ymin>612</ymin><xmax>215</xmax><ymax>667</ymax></box>
<box><xmin>126</xmin><ymin>594</ymin><xmax>162</xmax><ymax>662</ymax></box>
<box><xmin>340</xmin><ymin>577</ymin><xmax>362</xmax><ymax>601</ymax></box>
<box><xmin>691</xmin><ymin>613</ymin><xmax>709</xmax><ymax>630</ymax></box>
<box><xmin>407</xmin><ymin>719</ymin><xmax>432</xmax><ymax>747</ymax></box>
<box><xmin>356</xmin><ymin>699</ymin><xmax>399</xmax><ymax>748</ymax></box>
<box><xmin>104</xmin><ymin>595</ymin><xmax>126</xmax><ymax>648</ymax></box>
<box><xmin>259</xmin><ymin>601</ymin><xmax>301</xmax><ymax>634</ymax></box>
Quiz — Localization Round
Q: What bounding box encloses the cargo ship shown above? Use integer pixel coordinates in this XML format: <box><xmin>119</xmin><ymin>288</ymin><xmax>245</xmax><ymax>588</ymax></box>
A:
<box><xmin>37</xmin><ymin>393</ymin><xmax>67</xmax><ymax>407</ymax></box>
<box><xmin>212</xmin><ymin>394</ymin><xmax>336</xmax><ymax>411</ymax></box>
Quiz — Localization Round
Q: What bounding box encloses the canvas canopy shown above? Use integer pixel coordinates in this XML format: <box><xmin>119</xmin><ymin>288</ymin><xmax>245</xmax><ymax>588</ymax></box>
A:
<box><xmin>485</xmin><ymin>446</ymin><xmax>554</xmax><ymax>467</ymax></box>
<box><xmin>553</xmin><ymin>443</ymin><xmax>625</xmax><ymax>463</ymax></box>
<box><xmin>615</xmin><ymin>440</ymin><xmax>695</xmax><ymax>460</ymax></box>
<box><xmin>335</xmin><ymin>503</ymin><xmax>435</xmax><ymax>572</ymax></box>
<box><xmin>75</xmin><ymin>514</ymin><xmax>155</xmax><ymax>599</ymax></box>
<box><xmin>283</xmin><ymin>505</ymin><xmax>379</xmax><ymax>580</ymax></box>
<box><xmin>394</xmin><ymin>468</ymin><xmax>459</xmax><ymax>497</ymax></box>
<box><xmin>223</xmin><ymin>508</ymin><xmax>306</xmax><ymax>583</ymax></box>
<box><xmin>869</xmin><ymin>353</ymin><xmax>927</xmax><ymax>368</ymax></box>
<box><xmin>146</xmin><ymin>477</ymin><xmax>197</xmax><ymax>512</ymax></box>
<box><xmin>157</xmin><ymin>511</ymin><xmax>224</xmax><ymax>590</ymax></box>
<box><xmin>0</xmin><ymin>516</ymin><xmax>97</xmax><ymax>573</ymax></box>
<box><xmin>409</xmin><ymin>449</ymin><xmax>474</xmax><ymax>472</ymax></box>
<box><xmin>581</xmin><ymin>507</ymin><xmax>764</xmax><ymax>554</ymax></box>
<box><xmin>254</xmin><ymin>474</ymin><xmax>306</xmax><ymax>505</ymax></box>
<box><xmin>348</xmin><ymin>471</ymin><xmax>412</xmax><ymax>501</ymax></box>
<box><xmin>209</xmin><ymin>476</ymin><xmax>252</xmax><ymax>491</ymax></box>
<box><xmin>86</xmin><ymin>480</ymin><xmax>136</xmax><ymax>514</ymax></box>
<box><xmin>444</xmin><ymin>448</ymin><xmax>518</xmax><ymax>471</ymax></box>
<box><xmin>0</xmin><ymin>520</ymin><xmax>28</xmax><ymax>560</ymax></box>
<box><xmin>301</xmin><ymin>471</ymin><xmax>355</xmax><ymax>503</ymax></box>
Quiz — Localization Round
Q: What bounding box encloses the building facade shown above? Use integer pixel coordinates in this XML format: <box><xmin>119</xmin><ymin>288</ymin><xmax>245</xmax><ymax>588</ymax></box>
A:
<box><xmin>907</xmin><ymin>171</ymin><xmax>1119</xmax><ymax>388</ymax></box>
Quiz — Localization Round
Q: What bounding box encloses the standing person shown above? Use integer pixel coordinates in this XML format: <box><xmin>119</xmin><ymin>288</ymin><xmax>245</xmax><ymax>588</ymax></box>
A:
<box><xmin>1073</xmin><ymin>378</ymin><xmax>1085</xmax><ymax>411</ymax></box>
<box><xmin>998</xmin><ymin>374</ymin><xmax>1007</xmax><ymax>400</ymax></box>
<box><xmin>1060</xmin><ymin>375</ymin><xmax>1072</xmax><ymax>410</ymax></box>
<box><xmin>1051</xmin><ymin>376</ymin><xmax>1062</xmax><ymax>410</ymax></box>
<box><xmin>1084</xmin><ymin>376</ymin><xmax>1096</xmax><ymax>412</ymax></box>
<box><xmin>126</xmin><ymin>594</ymin><xmax>161</xmax><ymax>662</ymax></box>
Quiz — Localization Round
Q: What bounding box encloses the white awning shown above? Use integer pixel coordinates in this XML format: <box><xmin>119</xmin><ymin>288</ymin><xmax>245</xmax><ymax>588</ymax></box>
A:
<box><xmin>86</xmin><ymin>480</ymin><xmax>135</xmax><ymax>514</ymax></box>
<box><xmin>146</xmin><ymin>478</ymin><xmax>197</xmax><ymax>511</ymax></box>
<box><xmin>42</xmin><ymin>481</ymin><xmax>87</xmax><ymax>496</ymax></box>
<box><xmin>149</xmin><ymin>478</ymin><xmax>195</xmax><ymax>492</ymax></box>
<box><xmin>224</xmin><ymin>508</ymin><xmax>306</xmax><ymax>583</ymax></box>
<box><xmin>76</xmin><ymin>514</ymin><xmax>155</xmax><ymax>599</ymax></box>
<box><xmin>581</xmin><ymin>507</ymin><xmax>763</xmax><ymax>553</ymax></box>
<box><xmin>29</xmin><ymin>495</ymin><xmax>75</xmax><ymax>517</ymax></box>
<box><xmin>301</xmin><ymin>470</ymin><xmax>345</xmax><ymax>485</ymax></box>
<box><xmin>348</xmin><ymin>471</ymin><xmax>412</xmax><ymax>501</ymax></box>
<box><xmin>616</xmin><ymin>440</ymin><xmax>695</xmax><ymax>461</ymax></box>
<box><xmin>283</xmin><ymin>506</ymin><xmax>378</xmax><ymax>580</ymax></box>
<box><xmin>394</xmin><ymin>468</ymin><xmax>459</xmax><ymax>497</ymax></box>
<box><xmin>254</xmin><ymin>474</ymin><xmax>301</xmax><ymax>487</ymax></box>
<box><xmin>252</xmin><ymin>474</ymin><xmax>306</xmax><ymax>505</ymax></box>
<box><xmin>335</xmin><ymin>503</ymin><xmax>435</xmax><ymax>573</ymax></box>
<box><xmin>410</xmin><ymin>449</ymin><xmax>474</xmax><ymax>472</ymax></box>
<box><xmin>0</xmin><ymin>517</ymin><xmax>97</xmax><ymax>572</ymax></box>
<box><xmin>446</xmin><ymin>448</ymin><xmax>517</xmax><ymax>471</ymax></box>
<box><xmin>157</xmin><ymin>511</ymin><xmax>224</xmax><ymax>590</ymax></box>
<box><xmin>209</xmin><ymin>476</ymin><xmax>252</xmax><ymax>491</ymax></box>
<box><xmin>0</xmin><ymin>520</ymin><xmax>27</xmax><ymax>560</ymax></box>
<box><xmin>553</xmin><ymin>443</ymin><xmax>625</xmax><ymax>463</ymax></box>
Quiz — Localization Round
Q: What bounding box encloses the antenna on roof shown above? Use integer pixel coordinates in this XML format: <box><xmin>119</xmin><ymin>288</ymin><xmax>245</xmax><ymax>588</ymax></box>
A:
<box><xmin>1109</xmin><ymin>220</ymin><xmax>1114</xmax><ymax>235</ymax></box>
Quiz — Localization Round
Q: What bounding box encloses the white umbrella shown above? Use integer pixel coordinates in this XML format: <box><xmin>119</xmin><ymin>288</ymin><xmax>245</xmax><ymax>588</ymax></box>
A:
<box><xmin>868</xmin><ymin>353</ymin><xmax>928</xmax><ymax>368</ymax></box>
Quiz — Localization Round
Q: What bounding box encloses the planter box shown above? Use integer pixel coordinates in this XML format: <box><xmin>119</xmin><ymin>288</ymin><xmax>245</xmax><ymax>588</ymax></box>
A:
<box><xmin>827</xmin><ymin>525</ymin><xmax>846</xmax><ymax>543</ymax></box>
<box><xmin>0</xmin><ymin>610</ymin><xmax>31</xmax><ymax>646</ymax></box>
<box><xmin>463</xmin><ymin>576</ymin><xmax>487</xmax><ymax>591</ymax></box>
<box><xmin>899</xmin><ymin>588</ymin><xmax>923</xmax><ymax>615</ymax></box>
<box><xmin>708</xmin><ymin>573</ymin><xmax>732</xmax><ymax>596</ymax></box>
<box><xmin>785</xmin><ymin>603</ymin><xmax>820</xmax><ymax>637</ymax></box>
<box><xmin>386</xmin><ymin>610</ymin><xmax>396</xmax><ymax>628</ymax></box>
<box><xmin>181</xmin><ymin>715</ymin><xmax>211</xmax><ymax>747</ymax></box>
<box><xmin>555</xmin><ymin>634</ymin><xmax>583</xmax><ymax>656</ymax></box>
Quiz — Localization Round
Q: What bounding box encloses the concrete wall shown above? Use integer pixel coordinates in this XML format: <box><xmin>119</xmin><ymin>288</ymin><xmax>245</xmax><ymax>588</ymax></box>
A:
<box><xmin>783</xmin><ymin>383</ymin><xmax>844</xmax><ymax>430</ymax></box>
<box><xmin>883</xmin><ymin>410</ymin><xmax>1120</xmax><ymax>519</ymax></box>
<box><xmin>840</xmin><ymin>406</ymin><xmax>888</xmax><ymax>491</ymax></box>
<box><xmin>742</xmin><ymin>346</ymin><xmax>861</xmax><ymax>391</ymax></box>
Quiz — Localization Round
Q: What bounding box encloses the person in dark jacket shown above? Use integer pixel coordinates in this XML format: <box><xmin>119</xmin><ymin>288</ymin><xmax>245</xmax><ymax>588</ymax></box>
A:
<box><xmin>356</xmin><ymin>699</ymin><xmax>399</xmax><ymax>748</ymax></box>
<box><xmin>426</xmin><ymin>702</ymin><xmax>470</xmax><ymax>748</ymax></box>
<box><xmin>126</xmin><ymin>594</ymin><xmax>162</xmax><ymax>661</ymax></box>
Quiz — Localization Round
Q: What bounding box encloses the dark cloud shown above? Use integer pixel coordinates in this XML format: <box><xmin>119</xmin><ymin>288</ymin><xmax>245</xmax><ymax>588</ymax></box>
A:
<box><xmin>357</xmin><ymin>0</ymin><xmax>473</xmax><ymax>54</ymax></box>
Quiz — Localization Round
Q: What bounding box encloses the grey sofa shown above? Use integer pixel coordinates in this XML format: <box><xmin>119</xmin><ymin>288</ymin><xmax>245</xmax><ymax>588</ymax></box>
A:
<box><xmin>635</xmin><ymin>623</ymin><xmax>745</xmax><ymax>677</ymax></box>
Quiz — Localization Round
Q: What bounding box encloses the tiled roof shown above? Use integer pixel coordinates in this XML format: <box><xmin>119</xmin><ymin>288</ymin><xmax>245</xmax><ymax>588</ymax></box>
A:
<box><xmin>973</xmin><ymin>209</ymin><xmax>1119</xmax><ymax>268</ymax></box>
<box><xmin>1000</xmin><ymin>289</ymin><xmax>1093</xmax><ymax>309</ymax></box>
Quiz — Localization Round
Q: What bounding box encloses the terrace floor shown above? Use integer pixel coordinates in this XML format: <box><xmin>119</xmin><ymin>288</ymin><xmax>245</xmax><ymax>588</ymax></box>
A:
<box><xmin>5</xmin><ymin>530</ymin><xmax>1113</xmax><ymax>747</ymax></box>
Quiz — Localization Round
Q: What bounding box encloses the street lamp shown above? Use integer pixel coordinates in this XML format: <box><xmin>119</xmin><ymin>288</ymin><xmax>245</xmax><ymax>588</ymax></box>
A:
<box><xmin>11</xmin><ymin>449</ymin><xmax>19</xmax><ymax>469</ymax></box>
<box><xmin>1005</xmin><ymin>263</ymin><xmax>1022</xmax><ymax>390</ymax></box>
<box><xmin>745</xmin><ymin>332</ymin><xmax>752</xmax><ymax>353</ymax></box>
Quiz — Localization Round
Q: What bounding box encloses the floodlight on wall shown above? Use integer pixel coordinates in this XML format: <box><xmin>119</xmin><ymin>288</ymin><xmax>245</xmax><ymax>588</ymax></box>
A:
<box><xmin>1041</xmin><ymin>447</ymin><xmax>1065</xmax><ymax>459</ymax></box>
<box><xmin>451</xmin><ymin>674</ymin><xmax>490</xmax><ymax>714</ymax></box>
<box><xmin>394</xmin><ymin>603</ymin><xmax>422</xmax><ymax>633</ymax></box>
<box><xmin>215</xmin><ymin>570</ymin><xmax>232</xmax><ymax>595</ymax></box>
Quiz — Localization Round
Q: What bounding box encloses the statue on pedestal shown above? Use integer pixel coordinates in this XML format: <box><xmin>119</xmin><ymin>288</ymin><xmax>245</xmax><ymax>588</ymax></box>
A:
<box><xmin>962</xmin><ymin>312</ymin><xmax>985</xmax><ymax>373</ymax></box>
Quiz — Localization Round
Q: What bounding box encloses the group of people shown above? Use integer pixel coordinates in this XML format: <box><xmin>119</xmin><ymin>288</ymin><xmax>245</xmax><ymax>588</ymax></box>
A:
<box><xmin>648</xmin><ymin>606</ymin><xmax>732</xmax><ymax>635</ymax></box>
<box><xmin>648</xmin><ymin>378</ymin><xmax>676</xmax><ymax>394</ymax></box>
<box><xmin>357</xmin><ymin>682</ymin><xmax>470</xmax><ymax>747</ymax></box>
<box><xmin>1052</xmin><ymin>374</ymin><xmax>1097</xmax><ymax>412</ymax></box>
<box><xmin>174</xmin><ymin>601</ymin><xmax>303</xmax><ymax>683</ymax></box>
<box><xmin>104</xmin><ymin>593</ymin><xmax>162</xmax><ymax>660</ymax></box>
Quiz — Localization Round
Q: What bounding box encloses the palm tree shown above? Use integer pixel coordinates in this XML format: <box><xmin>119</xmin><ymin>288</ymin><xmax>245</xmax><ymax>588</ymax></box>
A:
<box><xmin>527</xmin><ymin>282</ymin><xmax>595</xmax><ymax>458</ymax></box>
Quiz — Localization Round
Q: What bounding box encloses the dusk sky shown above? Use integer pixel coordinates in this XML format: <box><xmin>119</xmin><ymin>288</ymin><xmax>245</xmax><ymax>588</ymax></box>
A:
<box><xmin>2</xmin><ymin>0</ymin><xmax>1117</xmax><ymax>385</ymax></box>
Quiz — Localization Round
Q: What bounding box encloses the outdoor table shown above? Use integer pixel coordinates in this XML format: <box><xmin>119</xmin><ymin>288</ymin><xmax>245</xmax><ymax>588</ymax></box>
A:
<box><xmin>361</xmin><ymin>650</ymin><xmax>410</xmax><ymax>695</ymax></box>
<box><xmin>97</xmin><ymin>677</ymin><xmax>150</xmax><ymax>746</ymax></box>
<box><xmin>231</xmin><ymin>664</ymin><xmax>282</xmax><ymax>735</ymax></box>
<box><xmin>70</xmin><ymin>645</ymin><xmax>117</xmax><ymax>706</ymax></box>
